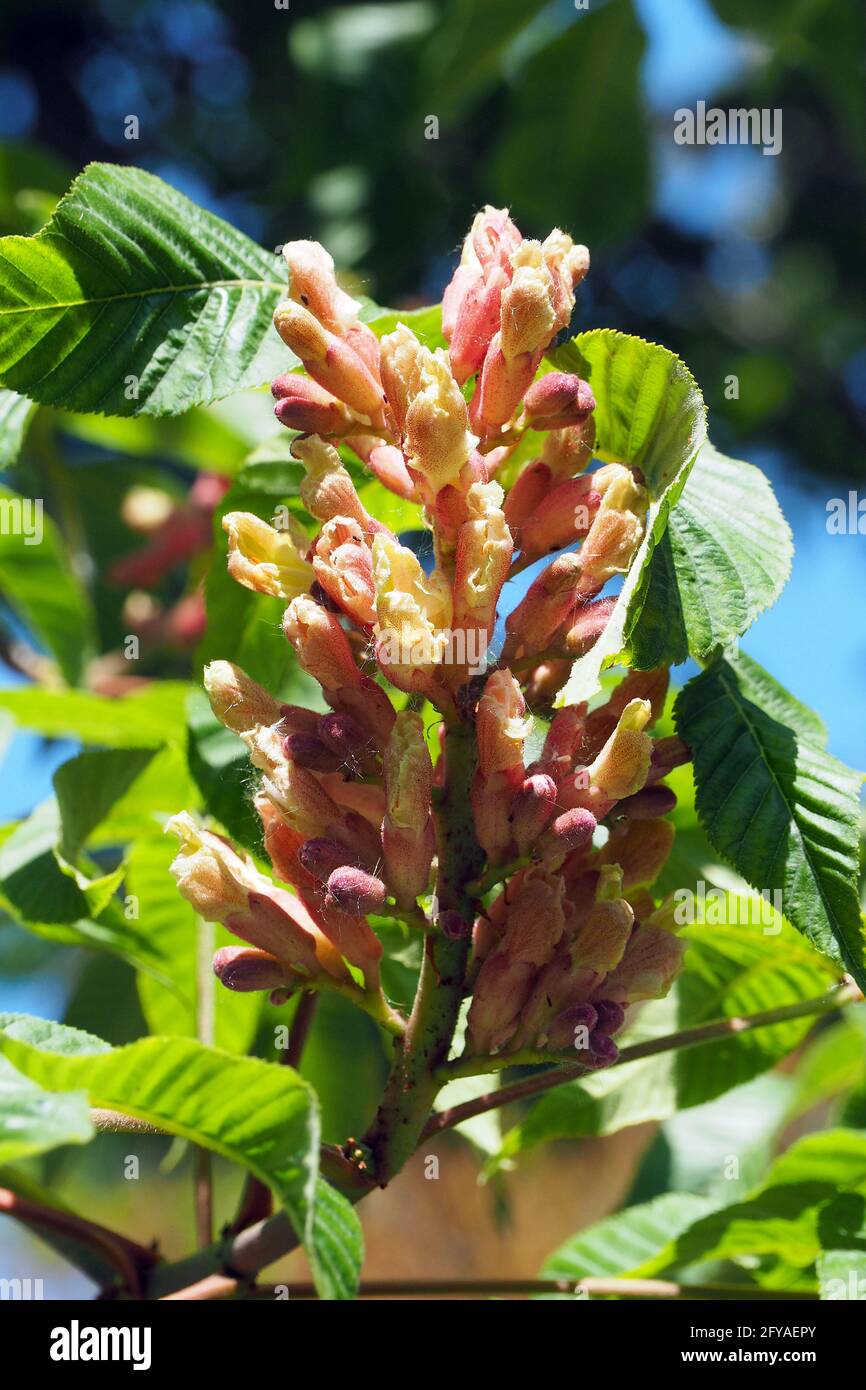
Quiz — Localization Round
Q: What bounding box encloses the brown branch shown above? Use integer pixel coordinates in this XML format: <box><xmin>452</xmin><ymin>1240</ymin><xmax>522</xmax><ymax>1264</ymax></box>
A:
<box><xmin>425</xmin><ymin>980</ymin><xmax>860</xmax><ymax>1137</ymax></box>
<box><xmin>0</xmin><ymin>1186</ymin><xmax>157</xmax><ymax>1296</ymax></box>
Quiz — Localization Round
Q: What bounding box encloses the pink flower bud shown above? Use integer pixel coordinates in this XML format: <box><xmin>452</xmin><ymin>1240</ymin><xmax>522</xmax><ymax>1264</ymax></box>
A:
<box><xmin>292</xmin><ymin>435</ymin><xmax>383</xmax><ymax>536</ymax></box>
<box><xmin>471</xmin><ymin>767</ymin><xmax>520</xmax><ymax>865</ymax></box>
<box><xmin>600</xmin><ymin>818</ymin><xmax>675</xmax><ymax>888</ymax></box>
<box><xmin>213</xmin><ymin>946</ymin><xmax>294</xmax><ymax>994</ymax></box>
<box><xmin>544</xmin><ymin>1002</ymin><xmax>599</xmax><ymax>1053</ymax></box>
<box><xmin>613</xmin><ymin>785</ymin><xmax>678</xmax><ymax>820</ymax></box>
<box><xmin>542</xmin><ymin>418</ymin><xmax>596</xmax><ymax>477</ymax></box>
<box><xmin>443</xmin><ymin>206</ymin><xmax>522</xmax><ymax>384</ymax></box>
<box><xmin>503</xmin><ymin>460</ymin><xmax>553</xmax><ymax>533</ymax></box>
<box><xmin>504</xmin><ymin>552</ymin><xmax>583</xmax><ymax>654</ymax></box>
<box><xmin>317</xmin><ymin>712</ymin><xmax>378</xmax><ymax>775</ymax></box>
<box><xmin>203</xmin><ymin>660</ymin><xmax>285</xmax><ymax>735</ymax></box>
<box><xmin>274</xmin><ymin>302</ymin><xmax>386</xmax><ymax>422</ymax></box>
<box><xmin>326</xmin><ymin>865</ymin><xmax>387</xmax><ymax>917</ymax></box>
<box><xmin>281</xmin><ymin>239</ymin><xmax>362</xmax><ymax>336</ymax></box>
<box><xmin>509</xmin><ymin>774</ymin><xmax>557</xmax><ymax>855</ymax></box>
<box><xmin>325</xmin><ymin>676</ymin><xmax>397</xmax><ymax>751</ymax></box>
<box><xmin>602</xmin><ymin>923</ymin><xmax>686</xmax><ymax>1005</ymax></box>
<box><xmin>562</xmin><ymin>597</ymin><xmax>617</xmax><ymax>656</ymax></box>
<box><xmin>298</xmin><ymin>837</ymin><xmax>360</xmax><ymax>884</ymax></box>
<box><xmin>591</xmin><ymin>999</ymin><xmax>626</xmax><ymax>1036</ymax></box>
<box><xmin>524</xmin><ymin>373</ymin><xmax>595</xmax><ymax>428</ymax></box>
<box><xmin>283</xmin><ymin>595</ymin><xmax>361</xmax><ymax>693</ymax></box>
<box><xmin>351</xmin><ymin>436</ymin><xmax>417</xmax><ymax>500</ymax></box>
<box><xmin>272</xmin><ymin>373</ymin><xmax>356</xmax><ymax>436</ymax></box>
<box><xmin>533</xmin><ymin>807</ymin><xmax>597</xmax><ymax>865</ymax></box>
<box><xmin>283</xmin><ymin>731</ymin><xmax>341</xmax><ymax>773</ymax></box>
<box><xmin>646</xmin><ymin>736</ymin><xmax>691</xmax><ymax>784</ymax></box>
<box><xmin>523</xmin><ymin>659</ymin><xmax>571</xmax><ymax>706</ymax></box>
<box><xmin>470</xmin><ymin>333</ymin><xmax>541</xmax><ymax>433</ymax></box>
<box><xmin>518</xmin><ymin>475</ymin><xmax>600</xmax><ymax>559</ymax></box>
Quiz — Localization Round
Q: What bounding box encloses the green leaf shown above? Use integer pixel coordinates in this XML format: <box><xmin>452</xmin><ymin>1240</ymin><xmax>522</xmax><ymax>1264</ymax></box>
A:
<box><xmin>542</xmin><ymin>1193</ymin><xmax>717</xmax><ymax>1284</ymax></box>
<box><xmin>309</xmin><ymin>1177</ymin><xmax>364</xmax><ymax>1302</ymax></box>
<box><xmin>0</xmin><ymin>484</ymin><xmax>95</xmax><ymax>684</ymax></box>
<box><xmin>422</xmin><ymin>0</ymin><xmax>550</xmax><ymax>119</ymax></box>
<box><xmin>676</xmin><ymin>654</ymin><xmax>866</xmax><ymax>987</ymax></box>
<box><xmin>0</xmin><ymin>387</ymin><xmax>35</xmax><ymax>468</ymax></box>
<box><xmin>0</xmin><ymin>1018</ymin><xmax>337</xmax><ymax>1293</ymax></box>
<box><xmin>631</xmin><ymin>1130</ymin><xmax>866</xmax><ymax>1279</ymax></box>
<box><xmin>0</xmin><ymin>799</ymin><xmax>164</xmax><ymax>971</ymax></box>
<box><xmin>0</xmin><ymin>163</ymin><xmax>289</xmax><ymax>417</ymax></box>
<box><xmin>550</xmin><ymin>329</ymin><xmax>706</xmax><ymax>706</ymax></box>
<box><xmin>0</xmin><ymin>681</ymin><xmax>194</xmax><ymax>747</ymax></box>
<box><xmin>0</xmin><ymin>1058</ymin><xmax>93</xmax><ymax>1163</ymax></box>
<box><xmin>54</xmin><ymin>748</ymin><xmax>155</xmax><ymax>862</ymax></box>
<box><xmin>488</xmin><ymin>909</ymin><xmax>841</xmax><ymax>1174</ymax></box>
<box><xmin>627</xmin><ymin>443</ymin><xmax>792</xmax><ymax>667</ymax></box>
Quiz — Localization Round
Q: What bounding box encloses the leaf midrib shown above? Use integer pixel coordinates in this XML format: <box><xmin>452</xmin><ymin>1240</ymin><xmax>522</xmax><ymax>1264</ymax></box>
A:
<box><xmin>0</xmin><ymin>278</ymin><xmax>285</xmax><ymax>317</ymax></box>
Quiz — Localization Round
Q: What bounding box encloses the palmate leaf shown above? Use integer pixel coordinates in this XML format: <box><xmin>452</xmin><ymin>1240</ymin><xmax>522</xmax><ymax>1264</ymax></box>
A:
<box><xmin>676</xmin><ymin>654</ymin><xmax>866</xmax><ymax>988</ymax></box>
<box><xmin>486</xmin><ymin>908</ymin><xmax>842</xmax><ymax>1175</ymax></box>
<box><xmin>0</xmin><ymin>1014</ymin><xmax>362</xmax><ymax>1299</ymax></box>
<box><xmin>627</xmin><ymin>442</ymin><xmax>793</xmax><ymax>667</ymax></box>
<box><xmin>0</xmin><ymin>163</ymin><xmax>290</xmax><ymax>417</ymax></box>
<box><xmin>549</xmin><ymin>328</ymin><xmax>707</xmax><ymax>706</ymax></box>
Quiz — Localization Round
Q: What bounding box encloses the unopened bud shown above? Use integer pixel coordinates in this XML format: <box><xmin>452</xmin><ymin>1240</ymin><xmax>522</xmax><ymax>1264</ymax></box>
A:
<box><xmin>533</xmin><ymin>807</ymin><xmax>597</xmax><ymax>864</ymax></box>
<box><xmin>282</xmin><ymin>239</ymin><xmax>361</xmax><ymax>335</ymax></box>
<box><xmin>647</xmin><ymin>736</ymin><xmax>691</xmax><ymax>783</ymax></box>
<box><xmin>272</xmin><ymin>373</ymin><xmax>356</xmax><ymax>436</ymax></box>
<box><xmin>326</xmin><ymin>866</ymin><xmax>387</xmax><ymax>917</ymax></box>
<box><xmin>601</xmin><ymin>818</ymin><xmax>675</xmax><ymax>888</ymax></box>
<box><xmin>283</xmin><ymin>731</ymin><xmax>341</xmax><ymax>772</ymax></box>
<box><xmin>591</xmin><ymin>999</ymin><xmax>625</xmax><ymax>1036</ymax></box>
<box><xmin>298</xmin><ymin>837</ymin><xmax>360</xmax><ymax>883</ymax></box>
<box><xmin>542</xmin><ymin>417</ymin><xmax>596</xmax><ymax>477</ymax></box>
<box><xmin>509</xmin><ymin>774</ymin><xmax>557</xmax><ymax>854</ymax></box>
<box><xmin>283</xmin><ymin>595</ymin><xmax>361</xmax><ymax>693</ymax></box>
<box><xmin>518</xmin><ymin>475</ymin><xmax>600</xmax><ymax>559</ymax></box>
<box><xmin>274</xmin><ymin>302</ymin><xmax>385</xmax><ymax>421</ymax></box>
<box><xmin>613</xmin><ymin>785</ymin><xmax>678</xmax><ymax>820</ymax></box>
<box><xmin>545</xmin><ymin>1002</ymin><xmax>599</xmax><ymax>1052</ymax></box>
<box><xmin>562</xmin><ymin>596</ymin><xmax>617</xmax><ymax>656</ymax></box>
<box><xmin>204</xmin><ymin>660</ymin><xmax>284</xmax><ymax>735</ymax></box>
<box><xmin>524</xmin><ymin>372</ymin><xmax>595</xmax><ymax>429</ymax></box>
<box><xmin>293</xmin><ymin>435</ymin><xmax>380</xmax><ymax>534</ymax></box>
<box><xmin>213</xmin><ymin>946</ymin><xmax>293</xmax><ymax>993</ymax></box>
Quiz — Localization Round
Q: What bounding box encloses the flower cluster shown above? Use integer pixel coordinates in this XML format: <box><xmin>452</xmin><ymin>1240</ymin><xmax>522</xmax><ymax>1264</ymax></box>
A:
<box><xmin>168</xmin><ymin>206</ymin><xmax>690</xmax><ymax>1063</ymax></box>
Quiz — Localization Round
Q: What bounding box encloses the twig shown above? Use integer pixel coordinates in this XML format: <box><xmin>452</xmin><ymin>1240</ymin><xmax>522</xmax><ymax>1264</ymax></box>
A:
<box><xmin>0</xmin><ymin>1187</ymin><xmax>156</xmax><ymax>1296</ymax></box>
<box><xmin>425</xmin><ymin>980</ymin><xmax>861</xmax><ymax>1135</ymax></box>
<box><xmin>168</xmin><ymin>1276</ymin><xmax>817</xmax><ymax>1302</ymax></box>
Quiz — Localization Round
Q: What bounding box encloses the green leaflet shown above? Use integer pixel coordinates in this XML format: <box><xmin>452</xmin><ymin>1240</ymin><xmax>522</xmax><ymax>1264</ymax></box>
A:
<box><xmin>630</xmin><ymin>1130</ymin><xmax>866</xmax><ymax>1281</ymax></box>
<box><xmin>0</xmin><ymin>1015</ymin><xmax>361</xmax><ymax>1299</ymax></box>
<box><xmin>542</xmin><ymin>1192</ymin><xmax>718</xmax><ymax>1285</ymax></box>
<box><xmin>0</xmin><ymin>483</ymin><xmax>96</xmax><ymax>685</ymax></box>
<box><xmin>0</xmin><ymin>681</ymin><xmax>195</xmax><ymax>747</ymax></box>
<box><xmin>676</xmin><ymin>654</ymin><xmax>866</xmax><ymax>988</ymax></box>
<box><xmin>0</xmin><ymin>387</ymin><xmax>35</xmax><ymax>468</ymax></box>
<box><xmin>0</xmin><ymin>164</ymin><xmax>290</xmax><ymax>416</ymax></box>
<box><xmin>627</xmin><ymin>442</ymin><xmax>793</xmax><ymax>667</ymax></box>
<box><xmin>549</xmin><ymin>327</ymin><xmax>707</xmax><ymax>705</ymax></box>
